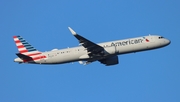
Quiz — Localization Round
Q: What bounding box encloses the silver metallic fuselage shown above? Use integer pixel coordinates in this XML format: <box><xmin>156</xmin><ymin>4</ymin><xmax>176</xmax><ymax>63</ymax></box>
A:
<box><xmin>14</xmin><ymin>35</ymin><xmax>170</xmax><ymax>64</ymax></box>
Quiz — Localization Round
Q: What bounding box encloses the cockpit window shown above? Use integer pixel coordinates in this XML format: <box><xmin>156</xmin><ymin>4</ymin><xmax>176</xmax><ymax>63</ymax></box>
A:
<box><xmin>159</xmin><ymin>36</ymin><xmax>164</xmax><ymax>39</ymax></box>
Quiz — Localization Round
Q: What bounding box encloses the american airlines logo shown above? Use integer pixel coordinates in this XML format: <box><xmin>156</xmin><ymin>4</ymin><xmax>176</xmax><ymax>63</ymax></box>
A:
<box><xmin>143</xmin><ymin>37</ymin><xmax>149</xmax><ymax>42</ymax></box>
<box><xmin>111</xmin><ymin>38</ymin><xmax>144</xmax><ymax>46</ymax></box>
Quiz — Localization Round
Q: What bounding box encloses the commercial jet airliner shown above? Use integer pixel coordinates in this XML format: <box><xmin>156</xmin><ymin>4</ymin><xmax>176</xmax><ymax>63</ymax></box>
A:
<box><xmin>13</xmin><ymin>27</ymin><xmax>171</xmax><ymax>66</ymax></box>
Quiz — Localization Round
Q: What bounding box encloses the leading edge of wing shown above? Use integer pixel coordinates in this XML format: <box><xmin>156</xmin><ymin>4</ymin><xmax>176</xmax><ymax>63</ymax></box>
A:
<box><xmin>68</xmin><ymin>27</ymin><xmax>104</xmax><ymax>56</ymax></box>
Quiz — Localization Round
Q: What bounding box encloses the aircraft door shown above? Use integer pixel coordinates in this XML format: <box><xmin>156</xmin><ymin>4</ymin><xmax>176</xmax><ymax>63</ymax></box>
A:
<box><xmin>145</xmin><ymin>36</ymin><xmax>155</xmax><ymax>49</ymax></box>
<box><xmin>149</xmin><ymin>36</ymin><xmax>155</xmax><ymax>43</ymax></box>
<box><xmin>144</xmin><ymin>36</ymin><xmax>154</xmax><ymax>43</ymax></box>
<box><xmin>40</xmin><ymin>55</ymin><xmax>47</xmax><ymax>63</ymax></box>
<box><xmin>48</xmin><ymin>53</ymin><xmax>57</xmax><ymax>58</ymax></box>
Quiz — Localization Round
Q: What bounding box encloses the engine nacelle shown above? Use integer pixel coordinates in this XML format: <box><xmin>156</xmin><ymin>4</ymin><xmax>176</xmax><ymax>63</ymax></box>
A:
<box><xmin>100</xmin><ymin>56</ymin><xmax>119</xmax><ymax>66</ymax></box>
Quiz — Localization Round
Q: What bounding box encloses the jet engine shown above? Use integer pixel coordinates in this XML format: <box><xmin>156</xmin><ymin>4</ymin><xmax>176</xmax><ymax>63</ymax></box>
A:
<box><xmin>99</xmin><ymin>56</ymin><xmax>119</xmax><ymax>66</ymax></box>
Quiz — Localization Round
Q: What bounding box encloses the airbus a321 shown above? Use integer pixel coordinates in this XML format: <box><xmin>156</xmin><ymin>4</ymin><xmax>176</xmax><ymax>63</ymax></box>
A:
<box><xmin>13</xmin><ymin>27</ymin><xmax>171</xmax><ymax>66</ymax></box>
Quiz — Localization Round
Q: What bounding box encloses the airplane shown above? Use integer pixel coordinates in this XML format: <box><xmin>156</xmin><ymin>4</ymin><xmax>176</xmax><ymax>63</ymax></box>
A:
<box><xmin>13</xmin><ymin>27</ymin><xmax>171</xmax><ymax>66</ymax></box>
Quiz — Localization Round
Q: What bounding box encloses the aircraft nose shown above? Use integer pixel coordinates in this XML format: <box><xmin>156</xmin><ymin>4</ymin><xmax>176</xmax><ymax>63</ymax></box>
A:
<box><xmin>162</xmin><ymin>39</ymin><xmax>171</xmax><ymax>46</ymax></box>
<box><xmin>166</xmin><ymin>39</ymin><xmax>171</xmax><ymax>45</ymax></box>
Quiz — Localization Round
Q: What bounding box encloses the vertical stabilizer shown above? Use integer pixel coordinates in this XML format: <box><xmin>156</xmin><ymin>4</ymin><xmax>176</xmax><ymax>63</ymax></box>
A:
<box><xmin>13</xmin><ymin>36</ymin><xmax>46</xmax><ymax>63</ymax></box>
<box><xmin>13</xmin><ymin>36</ymin><xmax>38</xmax><ymax>53</ymax></box>
<box><xmin>13</xmin><ymin>35</ymin><xmax>42</xmax><ymax>56</ymax></box>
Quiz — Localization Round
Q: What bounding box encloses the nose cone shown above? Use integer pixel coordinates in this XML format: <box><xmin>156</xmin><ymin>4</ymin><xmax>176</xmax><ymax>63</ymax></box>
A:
<box><xmin>161</xmin><ymin>39</ymin><xmax>171</xmax><ymax>47</ymax></box>
<box><xmin>166</xmin><ymin>39</ymin><xmax>171</xmax><ymax>45</ymax></box>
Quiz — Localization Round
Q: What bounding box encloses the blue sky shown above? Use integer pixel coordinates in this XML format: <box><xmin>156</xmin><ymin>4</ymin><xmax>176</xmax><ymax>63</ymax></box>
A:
<box><xmin>1</xmin><ymin>0</ymin><xmax>180</xmax><ymax>102</ymax></box>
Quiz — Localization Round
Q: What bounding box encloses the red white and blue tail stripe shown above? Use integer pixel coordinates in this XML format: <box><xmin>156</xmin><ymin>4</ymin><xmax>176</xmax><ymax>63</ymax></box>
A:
<box><xmin>13</xmin><ymin>36</ymin><xmax>39</xmax><ymax>53</ymax></box>
<box><xmin>13</xmin><ymin>36</ymin><xmax>46</xmax><ymax>62</ymax></box>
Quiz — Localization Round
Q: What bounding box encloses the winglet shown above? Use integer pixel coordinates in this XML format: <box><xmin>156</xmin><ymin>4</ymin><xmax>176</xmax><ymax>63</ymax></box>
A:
<box><xmin>68</xmin><ymin>27</ymin><xmax>77</xmax><ymax>35</ymax></box>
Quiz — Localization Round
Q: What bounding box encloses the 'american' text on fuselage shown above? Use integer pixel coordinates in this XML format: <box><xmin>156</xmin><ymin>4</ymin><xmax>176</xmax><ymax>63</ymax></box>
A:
<box><xmin>111</xmin><ymin>38</ymin><xmax>143</xmax><ymax>47</ymax></box>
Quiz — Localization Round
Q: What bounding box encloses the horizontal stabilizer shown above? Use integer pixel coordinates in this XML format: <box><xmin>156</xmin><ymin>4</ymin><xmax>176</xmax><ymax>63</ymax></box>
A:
<box><xmin>16</xmin><ymin>53</ymin><xmax>32</xmax><ymax>60</ymax></box>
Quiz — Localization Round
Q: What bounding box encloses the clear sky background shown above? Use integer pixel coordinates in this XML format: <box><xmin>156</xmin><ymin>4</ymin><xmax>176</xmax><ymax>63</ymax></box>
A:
<box><xmin>0</xmin><ymin>0</ymin><xmax>180</xmax><ymax>102</ymax></box>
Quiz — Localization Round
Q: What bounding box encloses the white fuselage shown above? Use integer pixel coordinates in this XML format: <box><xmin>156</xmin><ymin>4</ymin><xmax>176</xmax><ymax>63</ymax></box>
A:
<box><xmin>16</xmin><ymin>35</ymin><xmax>170</xmax><ymax>64</ymax></box>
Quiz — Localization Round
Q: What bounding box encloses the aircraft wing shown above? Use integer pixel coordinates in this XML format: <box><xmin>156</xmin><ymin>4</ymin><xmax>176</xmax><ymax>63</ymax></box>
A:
<box><xmin>68</xmin><ymin>27</ymin><xmax>104</xmax><ymax>57</ymax></box>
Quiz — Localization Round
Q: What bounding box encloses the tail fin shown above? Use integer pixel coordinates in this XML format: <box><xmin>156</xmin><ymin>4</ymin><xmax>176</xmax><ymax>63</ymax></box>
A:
<box><xmin>13</xmin><ymin>36</ymin><xmax>41</xmax><ymax>54</ymax></box>
<box><xmin>13</xmin><ymin>36</ymin><xmax>47</xmax><ymax>63</ymax></box>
